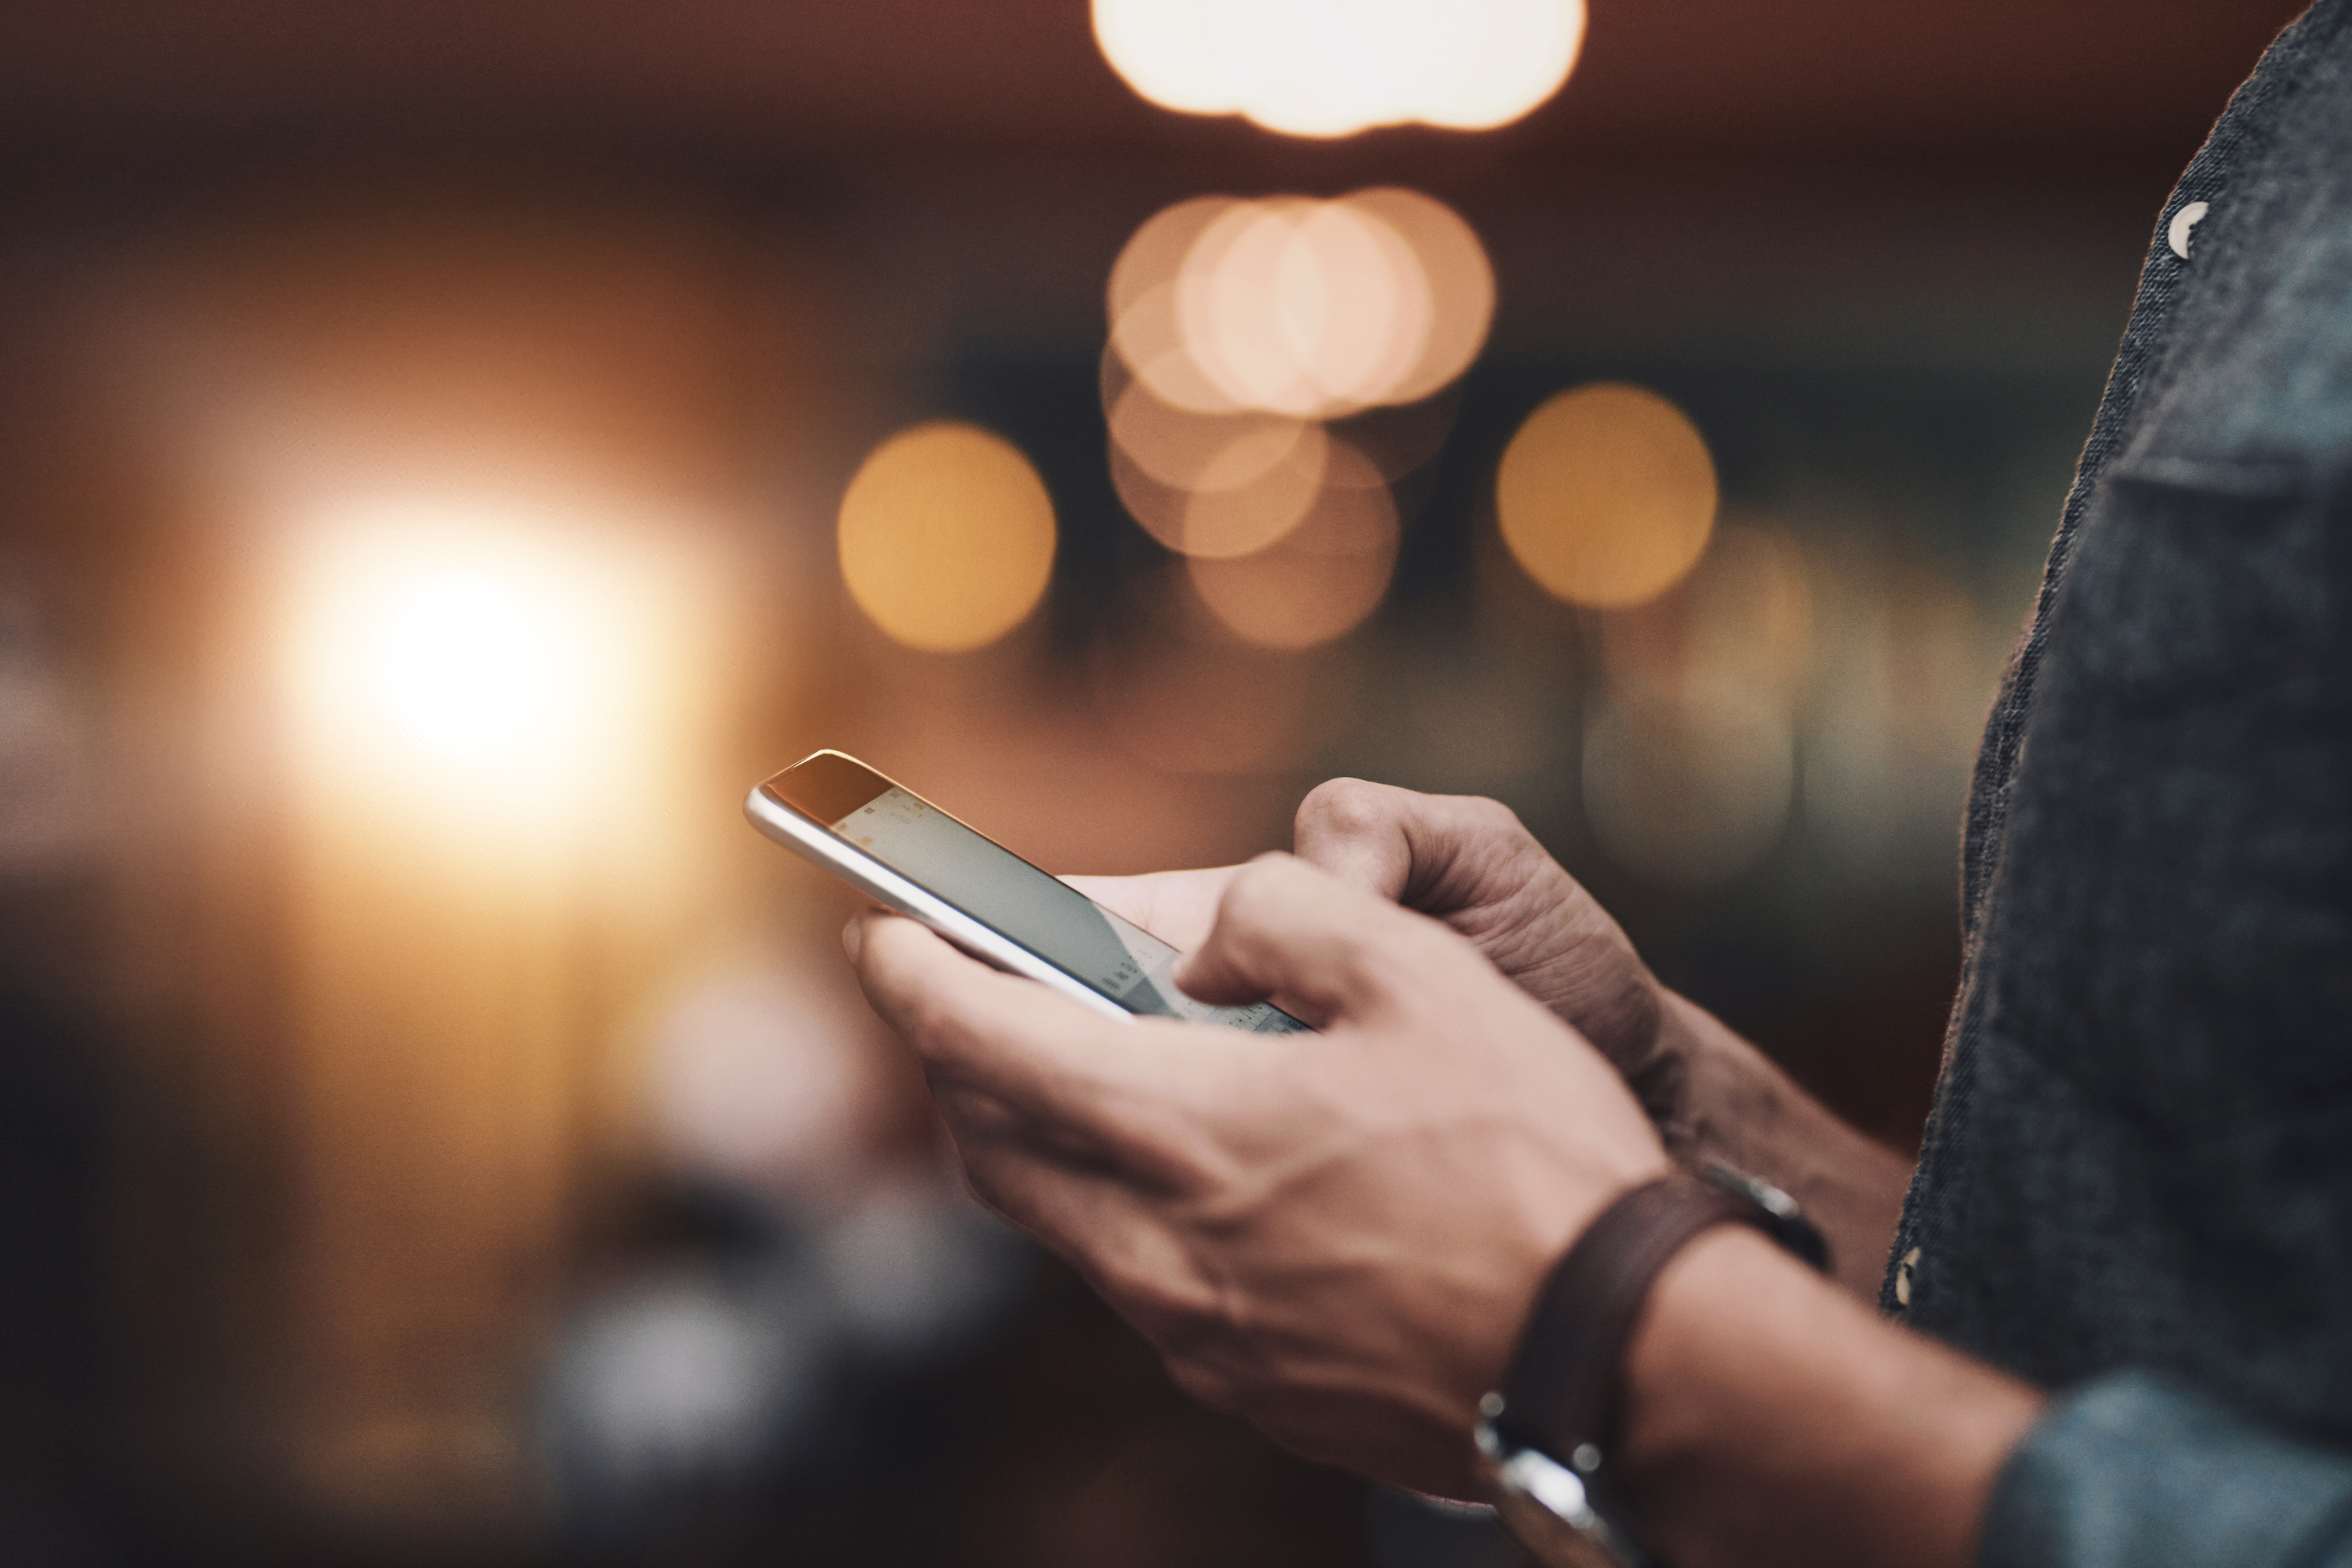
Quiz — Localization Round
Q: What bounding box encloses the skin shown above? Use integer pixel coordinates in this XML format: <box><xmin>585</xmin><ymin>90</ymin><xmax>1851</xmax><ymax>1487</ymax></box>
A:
<box><xmin>845</xmin><ymin>778</ymin><xmax>2041</xmax><ymax>1566</ymax></box>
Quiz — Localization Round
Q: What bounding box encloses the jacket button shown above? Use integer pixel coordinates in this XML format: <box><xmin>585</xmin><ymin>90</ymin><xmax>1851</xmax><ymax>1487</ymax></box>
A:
<box><xmin>2168</xmin><ymin>201</ymin><xmax>2210</xmax><ymax>260</ymax></box>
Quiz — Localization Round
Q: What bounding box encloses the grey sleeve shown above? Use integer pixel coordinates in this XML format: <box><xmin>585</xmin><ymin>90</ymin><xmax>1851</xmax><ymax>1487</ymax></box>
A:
<box><xmin>1980</xmin><ymin>1371</ymin><xmax>2352</xmax><ymax>1568</ymax></box>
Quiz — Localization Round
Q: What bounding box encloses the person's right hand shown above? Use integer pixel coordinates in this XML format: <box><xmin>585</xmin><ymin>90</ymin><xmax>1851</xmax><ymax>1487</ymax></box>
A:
<box><xmin>1288</xmin><ymin>779</ymin><xmax>1669</xmax><ymax>1089</ymax></box>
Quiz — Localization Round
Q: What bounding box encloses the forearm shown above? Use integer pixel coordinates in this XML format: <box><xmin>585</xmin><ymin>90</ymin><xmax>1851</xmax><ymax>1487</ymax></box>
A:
<box><xmin>1641</xmin><ymin>992</ymin><xmax>1914</xmax><ymax>1301</ymax></box>
<box><xmin>1614</xmin><ymin>1227</ymin><xmax>2042</xmax><ymax>1568</ymax></box>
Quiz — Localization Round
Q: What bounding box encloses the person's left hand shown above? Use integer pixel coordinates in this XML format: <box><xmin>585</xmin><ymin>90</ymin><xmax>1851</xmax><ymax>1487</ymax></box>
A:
<box><xmin>848</xmin><ymin>852</ymin><xmax>1669</xmax><ymax>1497</ymax></box>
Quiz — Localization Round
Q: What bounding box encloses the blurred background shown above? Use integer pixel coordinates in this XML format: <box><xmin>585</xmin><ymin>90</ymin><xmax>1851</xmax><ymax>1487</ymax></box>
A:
<box><xmin>0</xmin><ymin>0</ymin><xmax>2307</xmax><ymax>1563</ymax></box>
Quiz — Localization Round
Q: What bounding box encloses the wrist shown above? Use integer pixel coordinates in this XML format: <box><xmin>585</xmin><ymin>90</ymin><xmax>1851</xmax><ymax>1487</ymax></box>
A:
<box><xmin>1618</xmin><ymin>989</ymin><xmax>1702</xmax><ymax>1152</ymax></box>
<box><xmin>1477</xmin><ymin>1168</ymin><xmax>1827</xmax><ymax>1566</ymax></box>
<box><xmin>1615</xmin><ymin>1229</ymin><xmax>2042</xmax><ymax>1568</ymax></box>
<box><xmin>1642</xmin><ymin>991</ymin><xmax>1915</xmax><ymax>1301</ymax></box>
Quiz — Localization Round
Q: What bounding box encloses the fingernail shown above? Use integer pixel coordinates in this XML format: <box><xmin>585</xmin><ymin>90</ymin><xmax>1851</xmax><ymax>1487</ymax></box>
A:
<box><xmin>840</xmin><ymin>916</ymin><xmax>865</xmax><ymax>964</ymax></box>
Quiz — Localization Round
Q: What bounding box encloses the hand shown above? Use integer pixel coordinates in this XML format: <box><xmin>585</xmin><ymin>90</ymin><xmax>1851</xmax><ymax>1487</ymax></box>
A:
<box><xmin>1072</xmin><ymin>782</ymin><xmax>1661</xmax><ymax>1068</ymax></box>
<box><xmin>1066</xmin><ymin>782</ymin><xmax>1911</xmax><ymax>1295</ymax></box>
<box><xmin>1283</xmin><ymin>781</ymin><xmax>1916</xmax><ymax>1291</ymax></box>
<box><xmin>1068</xmin><ymin>782</ymin><xmax>1677</xmax><ymax>1120</ymax></box>
<box><xmin>849</xmin><ymin>854</ymin><xmax>1668</xmax><ymax>1497</ymax></box>
<box><xmin>1288</xmin><ymin>779</ymin><xmax>1671</xmax><ymax>1094</ymax></box>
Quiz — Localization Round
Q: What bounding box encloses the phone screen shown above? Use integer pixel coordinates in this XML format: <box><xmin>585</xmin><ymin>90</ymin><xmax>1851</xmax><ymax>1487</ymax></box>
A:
<box><xmin>815</xmin><ymin>779</ymin><xmax>1306</xmax><ymax>1034</ymax></box>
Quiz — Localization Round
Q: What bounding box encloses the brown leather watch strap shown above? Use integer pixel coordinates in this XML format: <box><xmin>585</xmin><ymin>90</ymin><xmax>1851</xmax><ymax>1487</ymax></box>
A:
<box><xmin>1490</xmin><ymin>1171</ymin><xmax>1795</xmax><ymax>1465</ymax></box>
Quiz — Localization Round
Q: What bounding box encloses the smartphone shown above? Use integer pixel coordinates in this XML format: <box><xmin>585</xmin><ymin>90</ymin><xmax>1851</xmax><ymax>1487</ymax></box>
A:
<box><xmin>745</xmin><ymin>750</ymin><xmax>1310</xmax><ymax>1033</ymax></box>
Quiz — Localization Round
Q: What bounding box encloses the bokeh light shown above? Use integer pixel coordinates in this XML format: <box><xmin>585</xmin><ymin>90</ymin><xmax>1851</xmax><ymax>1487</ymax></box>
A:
<box><xmin>837</xmin><ymin>422</ymin><xmax>1057</xmax><ymax>653</ymax></box>
<box><xmin>1343</xmin><ymin>188</ymin><xmax>1497</xmax><ymax>406</ymax></box>
<box><xmin>375</xmin><ymin>574</ymin><xmax>553</xmax><ymax>759</ymax></box>
<box><xmin>1497</xmin><ymin>383</ymin><xmax>1719</xmax><ymax>608</ymax></box>
<box><xmin>1099</xmin><ymin>187</ymin><xmax>1487</xmax><ymax>642</ymax></box>
<box><xmin>1109</xmin><ymin>189</ymin><xmax>1491</xmax><ymax>423</ymax></box>
<box><xmin>1106</xmin><ymin>370</ymin><xmax>1317</xmax><ymax>495</ymax></box>
<box><xmin>279</xmin><ymin>496</ymin><xmax>677</xmax><ymax>803</ymax></box>
<box><xmin>1179</xmin><ymin>197</ymin><xmax>1429</xmax><ymax>416</ymax></box>
<box><xmin>1185</xmin><ymin>437</ymin><xmax>1398</xmax><ymax>646</ymax></box>
<box><xmin>1091</xmin><ymin>0</ymin><xmax>1586</xmax><ymax>138</ymax></box>
<box><xmin>1107</xmin><ymin>371</ymin><xmax>1331</xmax><ymax>559</ymax></box>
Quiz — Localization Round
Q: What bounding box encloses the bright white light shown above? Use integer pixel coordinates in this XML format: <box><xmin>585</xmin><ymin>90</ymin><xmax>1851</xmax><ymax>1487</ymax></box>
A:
<box><xmin>1093</xmin><ymin>0</ymin><xmax>1584</xmax><ymax>139</ymax></box>
<box><xmin>276</xmin><ymin>495</ymin><xmax>685</xmax><ymax>808</ymax></box>
<box><xmin>1090</xmin><ymin>0</ymin><xmax>1240</xmax><ymax>114</ymax></box>
<box><xmin>1421</xmin><ymin>0</ymin><xmax>1586</xmax><ymax>129</ymax></box>
<box><xmin>374</xmin><ymin>572</ymin><xmax>550</xmax><ymax>757</ymax></box>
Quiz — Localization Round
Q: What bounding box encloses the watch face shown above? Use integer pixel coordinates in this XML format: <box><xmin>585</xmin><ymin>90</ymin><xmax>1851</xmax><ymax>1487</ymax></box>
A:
<box><xmin>1488</xmin><ymin>1482</ymin><xmax>1640</xmax><ymax>1568</ymax></box>
<box><xmin>1479</xmin><ymin>1433</ymin><xmax>1642</xmax><ymax>1568</ymax></box>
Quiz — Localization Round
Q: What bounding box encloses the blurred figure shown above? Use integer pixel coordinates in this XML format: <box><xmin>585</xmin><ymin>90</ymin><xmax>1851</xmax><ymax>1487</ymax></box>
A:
<box><xmin>537</xmin><ymin>962</ymin><xmax>1028</xmax><ymax>1552</ymax></box>
<box><xmin>0</xmin><ymin>575</ymin><xmax>117</xmax><ymax>1566</ymax></box>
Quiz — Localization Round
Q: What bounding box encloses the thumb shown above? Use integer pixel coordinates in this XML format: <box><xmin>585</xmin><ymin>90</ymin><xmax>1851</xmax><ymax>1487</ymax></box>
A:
<box><xmin>1173</xmin><ymin>852</ymin><xmax>1439</xmax><ymax>1024</ymax></box>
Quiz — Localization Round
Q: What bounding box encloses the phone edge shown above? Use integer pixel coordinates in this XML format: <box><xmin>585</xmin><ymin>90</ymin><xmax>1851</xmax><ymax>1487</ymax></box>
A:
<box><xmin>742</xmin><ymin>783</ymin><xmax>1135</xmax><ymax>1024</ymax></box>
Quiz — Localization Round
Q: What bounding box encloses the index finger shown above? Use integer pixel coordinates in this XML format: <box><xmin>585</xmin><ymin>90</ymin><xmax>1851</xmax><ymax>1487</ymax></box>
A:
<box><xmin>1291</xmin><ymin>778</ymin><xmax>1419</xmax><ymax>900</ymax></box>
<box><xmin>846</xmin><ymin>909</ymin><xmax>1248</xmax><ymax>1188</ymax></box>
<box><xmin>1294</xmin><ymin>777</ymin><xmax>1541</xmax><ymax>916</ymax></box>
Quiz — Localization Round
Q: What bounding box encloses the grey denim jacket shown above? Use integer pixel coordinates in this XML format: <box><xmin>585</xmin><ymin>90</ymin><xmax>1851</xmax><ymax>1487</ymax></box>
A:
<box><xmin>1877</xmin><ymin>2</ymin><xmax>2352</xmax><ymax>1562</ymax></box>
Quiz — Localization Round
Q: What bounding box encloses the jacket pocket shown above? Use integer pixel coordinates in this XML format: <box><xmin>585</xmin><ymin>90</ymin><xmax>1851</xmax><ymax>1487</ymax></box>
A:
<box><xmin>2058</xmin><ymin>455</ymin><xmax>2326</xmax><ymax>702</ymax></box>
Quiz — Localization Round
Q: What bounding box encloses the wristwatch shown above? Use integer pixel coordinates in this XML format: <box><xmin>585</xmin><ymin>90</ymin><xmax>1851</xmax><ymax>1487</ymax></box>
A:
<box><xmin>1474</xmin><ymin>1164</ymin><xmax>1828</xmax><ymax>1568</ymax></box>
<box><xmin>1475</xmin><ymin>1406</ymin><xmax>1644</xmax><ymax>1568</ymax></box>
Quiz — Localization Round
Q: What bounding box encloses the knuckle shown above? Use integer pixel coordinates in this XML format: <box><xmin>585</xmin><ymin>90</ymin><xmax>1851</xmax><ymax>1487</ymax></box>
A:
<box><xmin>1461</xmin><ymin>793</ymin><xmax>1527</xmax><ymax>840</ymax></box>
<box><xmin>1299</xmin><ymin>776</ymin><xmax>1396</xmax><ymax>840</ymax></box>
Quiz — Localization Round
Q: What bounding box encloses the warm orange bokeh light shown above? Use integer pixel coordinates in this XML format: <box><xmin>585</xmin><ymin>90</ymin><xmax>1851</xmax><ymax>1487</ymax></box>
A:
<box><xmin>1496</xmin><ymin>383</ymin><xmax>1719</xmax><ymax>608</ymax></box>
<box><xmin>1185</xmin><ymin>438</ymin><xmax>1397</xmax><ymax>646</ymax></box>
<box><xmin>1180</xmin><ymin>197</ymin><xmax>1428</xmax><ymax>416</ymax></box>
<box><xmin>1345</xmin><ymin>188</ymin><xmax>1495</xmax><ymax>405</ymax></box>
<box><xmin>837</xmin><ymin>422</ymin><xmax>1058</xmax><ymax>653</ymax></box>
<box><xmin>1109</xmin><ymin>190</ymin><xmax>1490</xmax><ymax>424</ymax></box>
<box><xmin>1107</xmin><ymin>368</ymin><xmax>1330</xmax><ymax>559</ymax></box>
<box><xmin>1102</xmin><ymin>190</ymin><xmax>1489</xmax><ymax>575</ymax></box>
<box><xmin>1091</xmin><ymin>0</ymin><xmax>1586</xmax><ymax>138</ymax></box>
